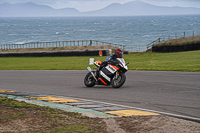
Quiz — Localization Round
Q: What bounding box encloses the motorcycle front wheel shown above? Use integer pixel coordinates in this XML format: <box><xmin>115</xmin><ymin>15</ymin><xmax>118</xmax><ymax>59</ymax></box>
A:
<box><xmin>84</xmin><ymin>72</ymin><xmax>96</xmax><ymax>87</ymax></box>
<box><xmin>111</xmin><ymin>72</ymin><xmax>126</xmax><ymax>88</ymax></box>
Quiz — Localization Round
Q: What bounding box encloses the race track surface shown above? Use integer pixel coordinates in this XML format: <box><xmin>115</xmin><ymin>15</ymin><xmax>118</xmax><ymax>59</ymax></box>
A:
<box><xmin>0</xmin><ymin>70</ymin><xmax>199</xmax><ymax>119</ymax></box>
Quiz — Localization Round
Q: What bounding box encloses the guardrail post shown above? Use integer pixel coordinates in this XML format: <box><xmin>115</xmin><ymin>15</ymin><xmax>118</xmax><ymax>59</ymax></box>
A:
<box><xmin>0</xmin><ymin>40</ymin><xmax>127</xmax><ymax>51</ymax></box>
<box><xmin>89</xmin><ymin>40</ymin><xmax>92</xmax><ymax>46</ymax></box>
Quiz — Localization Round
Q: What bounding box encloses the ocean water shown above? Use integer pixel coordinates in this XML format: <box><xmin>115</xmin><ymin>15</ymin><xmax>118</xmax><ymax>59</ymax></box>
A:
<box><xmin>0</xmin><ymin>15</ymin><xmax>200</xmax><ymax>51</ymax></box>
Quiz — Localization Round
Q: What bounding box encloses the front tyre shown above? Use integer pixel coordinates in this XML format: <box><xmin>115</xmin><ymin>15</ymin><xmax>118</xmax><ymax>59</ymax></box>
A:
<box><xmin>84</xmin><ymin>72</ymin><xmax>96</xmax><ymax>87</ymax></box>
<box><xmin>111</xmin><ymin>72</ymin><xmax>126</xmax><ymax>88</ymax></box>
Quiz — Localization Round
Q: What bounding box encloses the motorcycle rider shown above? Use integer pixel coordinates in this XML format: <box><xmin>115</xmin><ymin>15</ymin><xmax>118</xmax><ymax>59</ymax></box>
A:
<box><xmin>96</xmin><ymin>49</ymin><xmax>123</xmax><ymax>76</ymax></box>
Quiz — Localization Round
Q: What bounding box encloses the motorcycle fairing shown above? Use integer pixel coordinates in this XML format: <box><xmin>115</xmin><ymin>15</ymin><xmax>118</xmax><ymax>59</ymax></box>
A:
<box><xmin>99</xmin><ymin>78</ymin><xmax>108</xmax><ymax>85</ymax></box>
<box><xmin>99</xmin><ymin>64</ymin><xmax>120</xmax><ymax>85</ymax></box>
<box><xmin>106</xmin><ymin>64</ymin><xmax>119</xmax><ymax>74</ymax></box>
<box><xmin>117</xmin><ymin>58</ymin><xmax>128</xmax><ymax>70</ymax></box>
<box><xmin>94</xmin><ymin>61</ymin><xmax>102</xmax><ymax>67</ymax></box>
<box><xmin>99</xmin><ymin>67</ymin><xmax>111</xmax><ymax>85</ymax></box>
<box><xmin>100</xmin><ymin>71</ymin><xmax>111</xmax><ymax>82</ymax></box>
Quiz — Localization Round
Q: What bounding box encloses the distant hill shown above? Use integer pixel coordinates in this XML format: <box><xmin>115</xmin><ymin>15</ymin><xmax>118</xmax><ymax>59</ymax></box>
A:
<box><xmin>0</xmin><ymin>2</ymin><xmax>80</xmax><ymax>17</ymax></box>
<box><xmin>0</xmin><ymin>1</ymin><xmax>200</xmax><ymax>17</ymax></box>
<box><xmin>83</xmin><ymin>1</ymin><xmax>200</xmax><ymax>16</ymax></box>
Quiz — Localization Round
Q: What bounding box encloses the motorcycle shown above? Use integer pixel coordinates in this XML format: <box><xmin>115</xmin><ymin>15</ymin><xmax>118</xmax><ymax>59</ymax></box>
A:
<box><xmin>84</xmin><ymin>58</ymin><xmax>129</xmax><ymax>88</ymax></box>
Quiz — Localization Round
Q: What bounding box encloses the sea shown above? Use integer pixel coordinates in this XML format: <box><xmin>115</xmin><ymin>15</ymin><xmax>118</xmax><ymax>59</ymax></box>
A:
<box><xmin>0</xmin><ymin>15</ymin><xmax>200</xmax><ymax>52</ymax></box>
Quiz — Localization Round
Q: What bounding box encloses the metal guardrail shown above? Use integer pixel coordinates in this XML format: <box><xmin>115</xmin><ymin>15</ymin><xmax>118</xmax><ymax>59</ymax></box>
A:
<box><xmin>146</xmin><ymin>32</ymin><xmax>197</xmax><ymax>50</ymax></box>
<box><xmin>123</xmin><ymin>45</ymin><xmax>143</xmax><ymax>52</ymax></box>
<box><xmin>147</xmin><ymin>38</ymin><xmax>160</xmax><ymax>50</ymax></box>
<box><xmin>0</xmin><ymin>40</ymin><xmax>124</xmax><ymax>50</ymax></box>
<box><xmin>0</xmin><ymin>31</ymin><xmax>197</xmax><ymax>53</ymax></box>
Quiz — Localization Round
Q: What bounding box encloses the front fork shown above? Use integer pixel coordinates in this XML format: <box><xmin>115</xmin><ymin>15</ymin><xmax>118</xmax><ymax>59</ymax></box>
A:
<box><xmin>87</xmin><ymin>67</ymin><xmax>98</xmax><ymax>81</ymax></box>
<box><xmin>114</xmin><ymin>71</ymin><xmax>119</xmax><ymax>80</ymax></box>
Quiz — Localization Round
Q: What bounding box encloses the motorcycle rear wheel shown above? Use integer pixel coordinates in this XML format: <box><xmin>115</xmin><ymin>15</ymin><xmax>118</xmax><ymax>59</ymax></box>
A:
<box><xmin>111</xmin><ymin>73</ymin><xmax>126</xmax><ymax>88</ymax></box>
<box><xmin>84</xmin><ymin>72</ymin><xmax>96</xmax><ymax>87</ymax></box>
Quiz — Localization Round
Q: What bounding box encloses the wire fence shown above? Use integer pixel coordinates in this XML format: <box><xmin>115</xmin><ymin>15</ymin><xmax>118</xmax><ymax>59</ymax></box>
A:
<box><xmin>160</xmin><ymin>31</ymin><xmax>196</xmax><ymax>42</ymax></box>
<box><xmin>0</xmin><ymin>31</ymin><xmax>197</xmax><ymax>52</ymax></box>
<box><xmin>146</xmin><ymin>31</ymin><xmax>198</xmax><ymax>50</ymax></box>
<box><xmin>0</xmin><ymin>40</ymin><xmax>124</xmax><ymax>50</ymax></box>
<box><xmin>123</xmin><ymin>45</ymin><xmax>144</xmax><ymax>52</ymax></box>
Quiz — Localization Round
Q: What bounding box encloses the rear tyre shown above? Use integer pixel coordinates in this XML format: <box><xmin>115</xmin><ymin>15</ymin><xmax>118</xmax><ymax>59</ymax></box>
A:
<box><xmin>111</xmin><ymin>73</ymin><xmax>126</xmax><ymax>88</ymax></box>
<box><xmin>84</xmin><ymin>72</ymin><xmax>96</xmax><ymax>87</ymax></box>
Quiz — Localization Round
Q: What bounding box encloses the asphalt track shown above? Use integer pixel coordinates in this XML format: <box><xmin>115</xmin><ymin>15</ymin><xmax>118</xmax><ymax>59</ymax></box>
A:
<box><xmin>0</xmin><ymin>70</ymin><xmax>200</xmax><ymax>120</ymax></box>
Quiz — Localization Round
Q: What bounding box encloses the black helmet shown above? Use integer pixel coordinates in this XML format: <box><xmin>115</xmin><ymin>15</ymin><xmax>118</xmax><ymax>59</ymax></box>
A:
<box><xmin>114</xmin><ymin>49</ymin><xmax>123</xmax><ymax>58</ymax></box>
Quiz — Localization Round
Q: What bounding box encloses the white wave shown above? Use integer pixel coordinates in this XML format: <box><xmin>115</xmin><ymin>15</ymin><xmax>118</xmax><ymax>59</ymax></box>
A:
<box><xmin>15</xmin><ymin>42</ymin><xmax>25</xmax><ymax>44</ymax></box>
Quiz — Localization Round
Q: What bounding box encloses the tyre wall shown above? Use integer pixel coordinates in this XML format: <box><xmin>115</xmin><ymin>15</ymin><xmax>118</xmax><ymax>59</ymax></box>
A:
<box><xmin>0</xmin><ymin>50</ymin><xmax>110</xmax><ymax>57</ymax></box>
<box><xmin>152</xmin><ymin>43</ymin><xmax>200</xmax><ymax>53</ymax></box>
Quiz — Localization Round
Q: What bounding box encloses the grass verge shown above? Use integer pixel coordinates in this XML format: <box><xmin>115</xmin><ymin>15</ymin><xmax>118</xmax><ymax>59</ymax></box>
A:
<box><xmin>126</xmin><ymin>50</ymin><xmax>200</xmax><ymax>72</ymax></box>
<box><xmin>0</xmin><ymin>96</ymin><xmax>106</xmax><ymax>133</ymax></box>
<box><xmin>153</xmin><ymin>35</ymin><xmax>200</xmax><ymax>46</ymax></box>
<box><xmin>1</xmin><ymin>97</ymin><xmax>200</xmax><ymax>132</ymax></box>
<box><xmin>0</xmin><ymin>50</ymin><xmax>199</xmax><ymax>72</ymax></box>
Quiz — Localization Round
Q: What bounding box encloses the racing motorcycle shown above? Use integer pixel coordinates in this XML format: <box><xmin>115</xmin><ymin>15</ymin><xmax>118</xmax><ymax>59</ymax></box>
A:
<box><xmin>84</xmin><ymin>58</ymin><xmax>129</xmax><ymax>88</ymax></box>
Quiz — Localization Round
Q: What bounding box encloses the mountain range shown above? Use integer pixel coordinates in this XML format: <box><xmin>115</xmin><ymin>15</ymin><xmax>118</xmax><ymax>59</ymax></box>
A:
<box><xmin>0</xmin><ymin>2</ymin><xmax>80</xmax><ymax>17</ymax></box>
<box><xmin>0</xmin><ymin>1</ymin><xmax>200</xmax><ymax>17</ymax></box>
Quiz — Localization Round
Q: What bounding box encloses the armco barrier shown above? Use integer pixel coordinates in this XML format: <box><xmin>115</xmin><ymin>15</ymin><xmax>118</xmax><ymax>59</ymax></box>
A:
<box><xmin>0</xmin><ymin>49</ymin><xmax>111</xmax><ymax>57</ymax></box>
<box><xmin>152</xmin><ymin>43</ymin><xmax>200</xmax><ymax>52</ymax></box>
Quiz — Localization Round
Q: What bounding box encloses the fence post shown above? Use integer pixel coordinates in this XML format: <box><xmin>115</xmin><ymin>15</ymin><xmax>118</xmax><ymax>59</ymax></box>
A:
<box><xmin>0</xmin><ymin>40</ymin><xmax>129</xmax><ymax>51</ymax></box>
<box><xmin>184</xmin><ymin>32</ymin><xmax>185</xmax><ymax>38</ymax></box>
<box><xmin>89</xmin><ymin>40</ymin><xmax>92</xmax><ymax>46</ymax></box>
<box><xmin>193</xmin><ymin>31</ymin><xmax>194</xmax><ymax>37</ymax></box>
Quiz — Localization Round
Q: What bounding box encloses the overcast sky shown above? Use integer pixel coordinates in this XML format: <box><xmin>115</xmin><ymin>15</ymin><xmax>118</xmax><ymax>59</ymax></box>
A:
<box><xmin>0</xmin><ymin>0</ymin><xmax>200</xmax><ymax>12</ymax></box>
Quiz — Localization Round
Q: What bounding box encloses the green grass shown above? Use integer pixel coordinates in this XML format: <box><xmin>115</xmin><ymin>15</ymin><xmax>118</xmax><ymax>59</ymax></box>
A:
<box><xmin>3</xmin><ymin>113</ymin><xmax>27</xmax><ymax>120</ymax></box>
<box><xmin>49</xmin><ymin>124</ymin><xmax>94</xmax><ymax>133</ymax></box>
<box><xmin>0</xmin><ymin>96</ymin><xmax>40</xmax><ymax>108</ymax></box>
<box><xmin>126</xmin><ymin>50</ymin><xmax>200</xmax><ymax>72</ymax></box>
<box><xmin>0</xmin><ymin>96</ymin><xmax>103</xmax><ymax>132</ymax></box>
<box><xmin>0</xmin><ymin>50</ymin><xmax>200</xmax><ymax>72</ymax></box>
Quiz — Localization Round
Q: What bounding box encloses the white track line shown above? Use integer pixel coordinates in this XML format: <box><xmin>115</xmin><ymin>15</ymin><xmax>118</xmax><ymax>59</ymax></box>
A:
<box><xmin>71</xmin><ymin>97</ymin><xmax>200</xmax><ymax>123</ymax></box>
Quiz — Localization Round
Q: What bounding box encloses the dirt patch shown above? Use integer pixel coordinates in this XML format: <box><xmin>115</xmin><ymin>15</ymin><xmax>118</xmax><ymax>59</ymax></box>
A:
<box><xmin>0</xmin><ymin>104</ymin><xmax>200</xmax><ymax>133</ymax></box>
<box><xmin>103</xmin><ymin>118</ymin><xmax>126</xmax><ymax>133</ymax></box>
<box><xmin>0</xmin><ymin>45</ymin><xmax>118</xmax><ymax>53</ymax></box>
<box><xmin>115</xmin><ymin>116</ymin><xmax>200</xmax><ymax>133</ymax></box>
<box><xmin>0</xmin><ymin>105</ymin><xmax>107</xmax><ymax>133</ymax></box>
